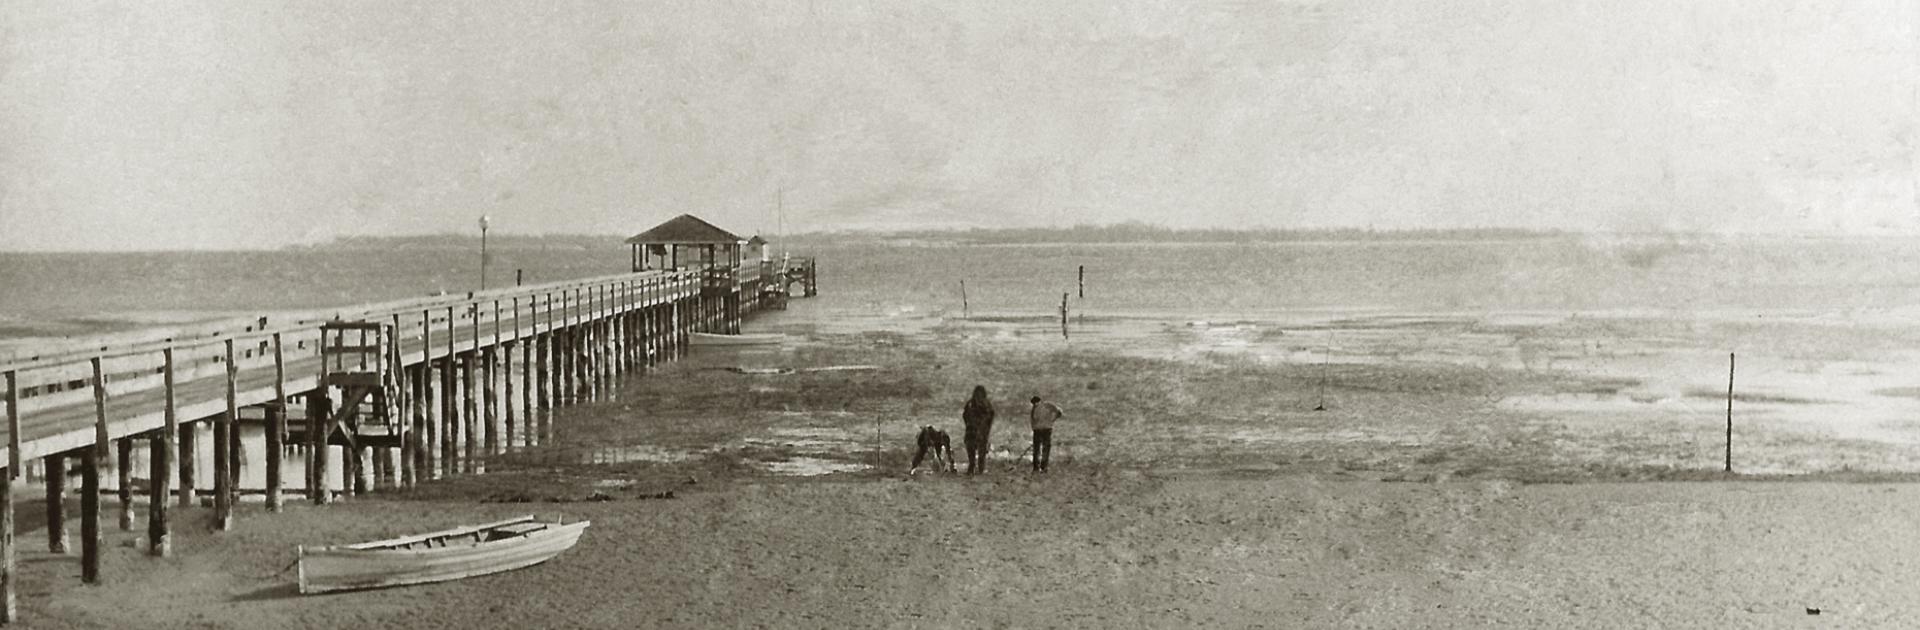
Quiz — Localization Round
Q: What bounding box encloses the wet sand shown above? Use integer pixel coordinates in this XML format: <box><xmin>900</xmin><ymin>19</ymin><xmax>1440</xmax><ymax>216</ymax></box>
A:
<box><xmin>20</xmin><ymin>309</ymin><xmax>1920</xmax><ymax>628</ymax></box>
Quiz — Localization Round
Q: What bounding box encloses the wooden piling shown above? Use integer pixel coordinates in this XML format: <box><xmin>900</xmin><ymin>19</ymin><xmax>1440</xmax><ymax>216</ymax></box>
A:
<box><xmin>536</xmin><ymin>294</ymin><xmax>551</xmax><ymax>410</ymax></box>
<box><xmin>444</xmin><ymin>306</ymin><xmax>458</xmax><ymax>476</ymax></box>
<box><xmin>462</xmin><ymin>353</ymin><xmax>477</xmax><ymax>472</ymax></box>
<box><xmin>265</xmin><ymin>404</ymin><xmax>284</xmax><ymax>510</ymax></box>
<box><xmin>80</xmin><ymin>449</ymin><xmax>100</xmax><ymax>584</ymax></box>
<box><xmin>178</xmin><ymin>423</ymin><xmax>196</xmax><ymax>508</ymax></box>
<box><xmin>115</xmin><ymin>439</ymin><xmax>133</xmax><ymax>531</ymax></box>
<box><xmin>1</xmin><ymin>463</ymin><xmax>12</xmax><ymax>623</ymax></box>
<box><xmin>483</xmin><ymin>348</ymin><xmax>498</xmax><ymax>455</ymax></box>
<box><xmin>504</xmin><ymin>342</ymin><xmax>516</xmax><ymax>451</ymax></box>
<box><xmin>215</xmin><ymin>340</ymin><xmax>236</xmax><ymax>530</ymax></box>
<box><xmin>269</xmin><ymin>334</ymin><xmax>286</xmax><ymax>509</ymax></box>
<box><xmin>153</xmin><ymin>348</ymin><xmax>176</xmax><ymax>554</ymax></box>
<box><xmin>146</xmin><ymin>431</ymin><xmax>169</xmax><ymax>557</ymax></box>
<box><xmin>309</xmin><ymin>391</ymin><xmax>332</xmax><ymax>505</ymax></box>
<box><xmin>2</xmin><ymin>370</ymin><xmax>14</xmax><ymax>623</ymax></box>
<box><xmin>1078</xmin><ymin>265</ymin><xmax>1085</xmax><ymax>298</ymax></box>
<box><xmin>45</xmin><ymin>454</ymin><xmax>66</xmax><ymax>553</ymax></box>
<box><xmin>520</xmin><ymin>299</ymin><xmax>533</xmax><ymax>435</ymax></box>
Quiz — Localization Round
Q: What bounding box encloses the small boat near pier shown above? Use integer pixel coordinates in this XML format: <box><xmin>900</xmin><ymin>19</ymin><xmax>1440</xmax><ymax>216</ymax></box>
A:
<box><xmin>297</xmin><ymin>515</ymin><xmax>590</xmax><ymax>594</ymax></box>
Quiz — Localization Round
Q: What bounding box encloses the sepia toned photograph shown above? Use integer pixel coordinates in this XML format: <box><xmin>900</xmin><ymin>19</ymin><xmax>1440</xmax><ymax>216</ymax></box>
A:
<box><xmin>1</xmin><ymin>1</ymin><xmax>1917</xmax><ymax>627</ymax></box>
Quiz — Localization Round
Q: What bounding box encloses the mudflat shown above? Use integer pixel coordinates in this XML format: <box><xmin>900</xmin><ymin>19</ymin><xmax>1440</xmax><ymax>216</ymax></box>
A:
<box><xmin>18</xmin><ymin>315</ymin><xmax>1919</xmax><ymax>628</ymax></box>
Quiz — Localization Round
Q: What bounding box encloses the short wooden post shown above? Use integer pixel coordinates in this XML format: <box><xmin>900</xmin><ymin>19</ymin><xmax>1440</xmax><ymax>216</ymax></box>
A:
<box><xmin>154</xmin><ymin>349</ymin><xmax>175</xmax><ymax>555</ymax></box>
<box><xmin>960</xmin><ymin>280</ymin><xmax>969</xmax><ymax>319</ymax></box>
<box><xmin>80</xmin><ymin>449</ymin><xmax>100</xmax><ymax>584</ymax></box>
<box><xmin>1078</xmin><ymin>265</ymin><xmax>1085</xmax><ymax>298</ymax></box>
<box><xmin>215</xmin><ymin>340</ymin><xmax>236</xmax><ymax>530</ymax></box>
<box><xmin>115</xmin><ymin>439</ymin><xmax>133</xmax><ymax>531</ymax></box>
<box><xmin>309</xmin><ymin>391</ymin><xmax>332</xmax><ymax>505</ymax></box>
<box><xmin>45</xmin><ymin>454</ymin><xmax>66</xmax><ymax>554</ymax></box>
<box><xmin>1060</xmin><ymin>293</ymin><xmax>1069</xmax><ymax>340</ymax></box>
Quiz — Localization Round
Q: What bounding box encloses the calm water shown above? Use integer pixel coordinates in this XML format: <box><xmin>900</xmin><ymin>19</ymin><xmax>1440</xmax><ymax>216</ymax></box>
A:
<box><xmin>8</xmin><ymin>234</ymin><xmax>1920</xmax><ymax>342</ymax></box>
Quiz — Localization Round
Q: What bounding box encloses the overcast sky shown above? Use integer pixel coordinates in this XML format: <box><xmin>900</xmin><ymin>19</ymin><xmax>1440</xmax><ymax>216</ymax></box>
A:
<box><xmin>1</xmin><ymin>1</ymin><xmax>1915</xmax><ymax>251</ymax></box>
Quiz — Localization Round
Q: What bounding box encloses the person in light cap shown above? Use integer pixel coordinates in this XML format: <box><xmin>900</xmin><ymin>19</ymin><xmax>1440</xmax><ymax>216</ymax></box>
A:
<box><xmin>1028</xmin><ymin>396</ymin><xmax>1064</xmax><ymax>473</ymax></box>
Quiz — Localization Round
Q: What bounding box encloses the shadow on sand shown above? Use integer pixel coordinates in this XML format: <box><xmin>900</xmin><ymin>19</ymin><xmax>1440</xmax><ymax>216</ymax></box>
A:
<box><xmin>231</xmin><ymin>583</ymin><xmax>303</xmax><ymax>602</ymax></box>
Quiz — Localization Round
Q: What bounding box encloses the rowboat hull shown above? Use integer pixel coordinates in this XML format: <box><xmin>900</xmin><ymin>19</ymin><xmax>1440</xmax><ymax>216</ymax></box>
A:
<box><xmin>297</xmin><ymin>516</ymin><xmax>590</xmax><ymax>594</ymax></box>
<box><xmin>689</xmin><ymin>332</ymin><xmax>785</xmax><ymax>347</ymax></box>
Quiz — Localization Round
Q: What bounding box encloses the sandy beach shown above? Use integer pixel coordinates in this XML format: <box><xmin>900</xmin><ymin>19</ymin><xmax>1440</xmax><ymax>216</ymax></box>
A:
<box><xmin>12</xmin><ymin>305</ymin><xmax>1920</xmax><ymax>628</ymax></box>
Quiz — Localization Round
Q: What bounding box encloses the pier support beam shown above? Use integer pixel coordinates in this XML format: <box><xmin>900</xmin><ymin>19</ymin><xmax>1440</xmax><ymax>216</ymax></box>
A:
<box><xmin>115</xmin><ymin>439</ymin><xmax>133</xmax><ymax>531</ymax></box>
<box><xmin>147</xmin><ymin>431</ymin><xmax>170</xmax><ymax>557</ymax></box>
<box><xmin>266</xmin><ymin>404</ymin><xmax>284</xmax><ymax>511</ymax></box>
<box><xmin>462</xmin><ymin>354</ymin><xmax>477</xmax><ymax>472</ymax></box>
<box><xmin>178</xmin><ymin>424</ymin><xmax>195</xmax><ymax>508</ymax></box>
<box><xmin>308</xmin><ymin>391</ymin><xmax>332</xmax><ymax>505</ymax></box>
<box><xmin>2</xmin><ymin>465</ymin><xmax>13</xmax><ymax>623</ymax></box>
<box><xmin>80</xmin><ymin>449</ymin><xmax>100</xmax><ymax>584</ymax></box>
<box><xmin>45</xmin><ymin>454</ymin><xmax>66</xmax><ymax>554</ymax></box>
<box><xmin>421</xmin><ymin>364</ymin><xmax>437</xmax><ymax>480</ymax></box>
<box><xmin>504</xmin><ymin>344</ymin><xmax>516</xmax><ymax>450</ymax></box>
<box><xmin>484</xmin><ymin>348</ymin><xmax>498</xmax><ymax>456</ymax></box>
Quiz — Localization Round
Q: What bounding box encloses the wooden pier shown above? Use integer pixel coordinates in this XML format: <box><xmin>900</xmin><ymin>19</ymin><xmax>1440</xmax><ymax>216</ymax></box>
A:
<box><xmin>0</xmin><ymin>255</ymin><xmax>812</xmax><ymax>623</ymax></box>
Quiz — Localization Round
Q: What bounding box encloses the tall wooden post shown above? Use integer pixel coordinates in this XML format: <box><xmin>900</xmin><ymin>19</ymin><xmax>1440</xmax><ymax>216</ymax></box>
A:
<box><xmin>536</xmin><ymin>293</ymin><xmax>551</xmax><ymax>410</ymax></box>
<box><xmin>1078</xmin><ymin>265</ymin><xmax>1085</xmax><ymax>298</ymax></box>
<box><xmin>3</xmin><ymin>370</ymin><xmax>16</xmax><ymax>622</ymax></box>
<box><xmin>115</xmin><ymin>439</ymin><xmax>133</xmax><ymax>531</ymax></box>
<box><xmin>80</xmin><ymin>449</ymin><xmax>100</xmax><ymax>584</ymax></box>
<box><xmin>521</xmin><ymin>298</ymin><xmax>533</xmax><ymax>433</ymax></box>
<box><xmin>45</xmin><ymin>453</ymin><xmax>66</xmax><ymax>554</ymax></box>
<box><xmin>153</xmin><ymin>349</ymin><xmax>175</xmax><ymax>555</ymax></box>
<box><xmin>215</xmin><ymin>340</ymin><xmax>236</xmax><ymax>530</ymax></box>
<box><xmin>1725</xmin><ymin>352</ymin><xmax>1735</xmax><ymax>473</ymax></box>
<box><xmin>444</xmin><ymin>306</ymin><xmax>457</xmax><ymax>476</ymax></box>
<box><xmin>268</xmin><ymin>333</ymin><xmax>286</xmax><ymax>510</ymax></box>
<box><xmin>1</xmin><ymin>462</ymin><xmax>11</xmax><ymax>623</ymax></box>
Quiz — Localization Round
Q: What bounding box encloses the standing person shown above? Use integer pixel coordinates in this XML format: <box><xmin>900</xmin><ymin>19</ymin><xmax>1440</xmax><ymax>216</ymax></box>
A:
<box><xmin>962</xmin><ymin>385</ymin><xmax>996</xmax><ymax>475</ymax></box>
<box><xmin>1028</xmin><ymin>396</ymin><xmax>1064</xmax><ymax>473</ymax></box>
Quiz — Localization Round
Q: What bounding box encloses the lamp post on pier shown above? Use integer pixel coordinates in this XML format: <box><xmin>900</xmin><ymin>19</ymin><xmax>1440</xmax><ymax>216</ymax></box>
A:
<box><xmin>479</xmin><ymin>215</ymin><xmax>492</xmax><ymax>291</ymax></box>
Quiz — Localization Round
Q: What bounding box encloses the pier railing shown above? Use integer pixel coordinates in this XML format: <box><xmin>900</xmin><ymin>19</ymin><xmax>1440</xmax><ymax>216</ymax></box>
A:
<box><xmin>0</xmin><ymin>269</ymin><xmax>702</xmax><ymax>466</ymax></box>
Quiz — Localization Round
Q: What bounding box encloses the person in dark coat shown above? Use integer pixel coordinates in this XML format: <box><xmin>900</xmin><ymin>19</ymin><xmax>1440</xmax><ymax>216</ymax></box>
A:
<box><xmin>910</xmin><ymin>425</ymin><xmax>955</xmax><ymax>474</ymax></box>
<box><xmin>961</xmin><ymin>385</ymin><xmax>996</xmax><ymax>475</ymax></box>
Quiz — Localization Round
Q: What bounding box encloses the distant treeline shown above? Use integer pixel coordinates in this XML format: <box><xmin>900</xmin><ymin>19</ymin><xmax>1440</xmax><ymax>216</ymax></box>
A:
<box><xmin>299</xmin><ymin>225</ymin><xmax>1565</xmax><ymax>251</ymax></box>
<box><xmin>299</xmin><ymin>234</ymin><xmax>624</xmax><ymax>251</ymax></box>
<box><xmin>782</xmin><ymin>223</ymin><xmax>1566</xmax><ymax>246</ymax></box>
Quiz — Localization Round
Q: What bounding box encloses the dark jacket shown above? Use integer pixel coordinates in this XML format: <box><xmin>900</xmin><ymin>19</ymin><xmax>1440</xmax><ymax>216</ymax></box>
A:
<box><xmin>962</xmin><ymin>398</ymin><xmax>995</xmax><ymax>434</ymax></box>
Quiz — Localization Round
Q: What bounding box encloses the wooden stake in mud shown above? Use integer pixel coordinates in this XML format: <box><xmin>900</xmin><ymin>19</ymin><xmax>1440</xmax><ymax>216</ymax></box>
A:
<box><xmin>1725</xmin><ymin>352</ymin><xmax>1735</xmax><ymax>473</ymax></box>
<box><xmin>1078</xmin><ymin>265</ymin><xmax>1085</xmax><ymax>298</ymax></box>
<box><xmin>1060</xmin><ymin>293</ymin><xmax>1069</xmax><ymax>340</ymax></box>
<box><xmin>960</xmin><ymin>280</ymin><xmax>969</xmax><ymax>319</ymax></box>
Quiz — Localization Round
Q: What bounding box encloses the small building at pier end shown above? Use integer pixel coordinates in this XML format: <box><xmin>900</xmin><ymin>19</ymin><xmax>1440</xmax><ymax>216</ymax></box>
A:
<box><xmin>625</xmin><ymin>213</ymin><xmax>747</xmax><ymax>272</ymax></box>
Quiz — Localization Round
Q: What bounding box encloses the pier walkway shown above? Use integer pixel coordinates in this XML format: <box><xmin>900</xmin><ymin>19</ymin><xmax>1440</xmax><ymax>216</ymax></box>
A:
<box><xmin>0</xmin><ymin>257</ymin><xmax>813</xmax><ymax>623</ymax></box>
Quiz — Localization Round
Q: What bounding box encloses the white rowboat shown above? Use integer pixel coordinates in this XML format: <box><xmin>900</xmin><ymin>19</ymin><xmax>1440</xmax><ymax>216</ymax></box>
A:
<box><xmin>297</xmin><ymin>515</ymin><xmax>590</xmax><ymax>594</ymax></box>
<box><xmin>689</xmin><ymin>332</ymin><xmax>785</xmax><ymax>346</ymax></box>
